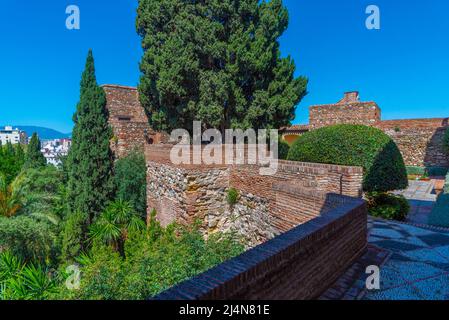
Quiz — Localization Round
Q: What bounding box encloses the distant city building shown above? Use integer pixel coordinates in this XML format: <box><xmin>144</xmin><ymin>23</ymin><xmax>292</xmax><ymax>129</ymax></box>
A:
<box><xmin>0</xmin><ymin>126</ymin><xmax>27</xmax><ymax>145</ymax></box>
<box><xmin>41</xmin><ymin>138</ymin><xmax>72</xmax><ymax>166</ymax></box>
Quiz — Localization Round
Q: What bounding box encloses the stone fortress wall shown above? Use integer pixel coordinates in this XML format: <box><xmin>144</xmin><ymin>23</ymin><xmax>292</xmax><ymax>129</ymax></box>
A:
<box><xmin>296</xmin><ymin>91</ymin><xmax>449</xmax><ymax>168</ymax></box>
<box><xmin>145</xmin><ymin>144</ymin><xmax>363</xmax><ymax>247</ymax></box>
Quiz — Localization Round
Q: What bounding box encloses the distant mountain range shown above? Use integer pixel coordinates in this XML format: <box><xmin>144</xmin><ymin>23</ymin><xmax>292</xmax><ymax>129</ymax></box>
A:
<box><xmin>8</xmin><ymin>126</ymin><xmax>71</xmax><ymax>140</ymax></box>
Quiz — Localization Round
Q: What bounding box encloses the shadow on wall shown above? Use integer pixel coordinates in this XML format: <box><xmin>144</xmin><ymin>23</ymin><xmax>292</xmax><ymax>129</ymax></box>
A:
<box><xmin>424</xmin><ymin>118</ymin><xmax>449</xmax><ymax>170</ymax></box>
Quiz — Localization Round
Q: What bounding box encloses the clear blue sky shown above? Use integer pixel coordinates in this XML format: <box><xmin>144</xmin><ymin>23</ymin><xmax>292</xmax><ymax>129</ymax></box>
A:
<box><xmin>1</xmin><ymin>0</ymin><xmax>448</xmax><ymax>133</ymax></box>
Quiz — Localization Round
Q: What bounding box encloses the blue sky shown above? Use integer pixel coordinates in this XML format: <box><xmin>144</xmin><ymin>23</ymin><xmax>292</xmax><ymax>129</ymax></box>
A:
<box><xmin>0</xmin><ymin>0</ymin><xmax>448</xmax><ymax>133</ymax></box>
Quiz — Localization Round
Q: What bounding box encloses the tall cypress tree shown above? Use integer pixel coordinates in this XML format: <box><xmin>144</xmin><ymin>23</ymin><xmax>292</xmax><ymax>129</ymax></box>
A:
<box><xmin>136</xmin><ymin>0</ymin><xmax>308</xmax><ymax>133</ymax></box>
<box><xmin>67</xmin><ymin>50</ymin><xmax>114</xmax><ymax>225</ymax></box>
<box><xmin>24</xmin><ymin>133</ymin><xmax>46</xmax><ymax>169</ymax></box>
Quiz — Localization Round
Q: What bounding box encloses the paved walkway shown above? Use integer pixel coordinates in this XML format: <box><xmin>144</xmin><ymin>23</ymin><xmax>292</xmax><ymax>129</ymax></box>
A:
<box><xmin>394</xmin><ymin>180</ymin><xmax>437</xmax><ymax>202</ymax></box>
<box><xmin>357</xmin><ymin>218</ymin><xmax>449</xmax><ymax>300</ymax></box>
<box><xmin>393</xmin><ymin>180</ymin><xmax>437</xmax><ymax>225</ymax></box>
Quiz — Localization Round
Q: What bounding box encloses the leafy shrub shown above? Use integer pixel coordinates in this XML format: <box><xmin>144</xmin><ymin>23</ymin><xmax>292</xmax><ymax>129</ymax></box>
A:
<box><xmin>278</xmin><ymin>139</ymin><xmax>290</xmax><ymax>160</ymax></box>
<box><xmin>0</xmin><ymin>251</ymin><xmax>57</xmax><ymax>300</ymax></box>
<box><xmin>16</xmin><ymin>166</ymin><xmax>66</xmax><ymax>225</ymax></box>
<box><xmin>287</xmin><ymin>124</ymin><xmax>408</xmax><ymax>192</ymax></box>
<box><xmin>61</xmin><ymin>211</ymin><xmax>89</xmax><ymax>263</ymax></box>
<box><xmin>56</xmin><ymin>217</ymin><xmax>244</xmax><ymax>300</ymax></box>
<box><xmin>0</xmin><ymin>216</ymin><xmax>58</xmax><ymax>263</ymax></box>
<box><xmin>114</xmin><ymin>149</ymin><xmax>147</xmax><ymax>217</ymax></box>
<box><xmin>89</xmin><ymin>200</ymin><xmax>145</xmax><ymax>256</ymax></box>
<box><xmin>0</xmin><ymin>174</ymin><xmax>23</xmax><ymax>218</ymax></box>
<box><xmin>366</xmin><ymin>192</ymin><xmax>410</xmax><ymax>221</ymax></box>
<box><xmin>0</xmin><ymin>143</ymin><xmax>25</xmax><ymax>185</ymax></box>
<box><xmin>227</xmin><ymin>188</ymin><xmax>239</xmax><ymax>205</ymax></box>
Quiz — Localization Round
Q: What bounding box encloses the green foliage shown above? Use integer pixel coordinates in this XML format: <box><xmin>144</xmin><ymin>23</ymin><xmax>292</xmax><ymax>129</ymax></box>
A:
<box><xmin>0</xmin><ymin>174</ymin><xmax>23</xmax><ymax>218</ymax></box>
<box><xmin>366</xmin><ymin>192</ymin><xmax>410</xmax><ymax>221</ymax></box>
<box><xmin>136</xmin><ymin>0</ymin><xmax>307</xmax><ymax>132</ymax></box>
<box><xmin>61</xmin><ymin>211</ymin><xmax>89</xmax><ymax>263</ymax></box>
<box><xmin>67</xmin><ymin>50</ymin><xmax>115</xmax><ymax>224</ymax></box>
<box><xmin>0</xmin><ymin>216</ymin><xmax>57</xmax><ymax>263</ymax></box>
<box><xmin>227</xmin><ymin>188</ymin><xmax>239</xmax><ymax>206</ymax></box>
<box><xmin>278</xmin><ymin>138</ymin><xmax>290</xmax><ymax>160</ymax></box>
<box><xmin>90</xmin><ymin>200</ymin><xmax>146</xmax><ymax>256</ymax></box>
<box><xmin>0</xmin><ymin>251</ymin><xmax>57</xmax><ymax>300</ymax></box>
<box><xmin>16</xmin><ymin>166</ymin><xmax>66</xmax><ymax>225</ymax></box>
<box><xmin>114</xmin><ymin>150</ymin><xmax>147</xmax><ymax>217</ymax></box>
<box><xmin>443</xmin><ymin>127</ymin><xmax>449</xmax><ymax>154</ymax></box>
<box><xmin>57</xmin><ymin>216</ymin><xmax>244</xmax><ymax>300</ymax></box>
<box><xmin>0</xmin><ymin>143</ymin><xmax>25</xmax><ymax>185</ymax></box>
<box><xmin>287</xmin><ymin>124</ymin><xmax>408</xmax><ymax>192</ymax></box>
<box><xmin>24</xmin><ymin>133</ymin><xmax>46</xmax><ymax>170</ymax></box>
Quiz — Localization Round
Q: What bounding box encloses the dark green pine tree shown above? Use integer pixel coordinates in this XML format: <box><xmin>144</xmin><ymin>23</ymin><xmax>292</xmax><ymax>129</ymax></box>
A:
<box><xmin>136</xmin><ymin>0</ymin><xmax>308</xmax><ymax>133</ymax></box>
<box><xmin>66</xmin><ymin>50</ymin><xmax>115</xmax><ymax>225</ymax></box>
<box><xmin>24</xmin><ymin>133</ymin><xmax>46</xmax><ymax>170</ymax></box>
<box><xmin>15</xmin><ymin>143</ymin><xmax>25</xmax><ymax>167</ymax></box>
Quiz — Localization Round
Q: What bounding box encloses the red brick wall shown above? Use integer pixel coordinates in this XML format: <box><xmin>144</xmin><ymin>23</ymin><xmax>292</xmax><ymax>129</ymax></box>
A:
<box><xmin>309</xmin><ymin>102</ymin><xmax>381</xmax><ymax>129</ymax></box>
<box><xmin>154</xmin><ymin>196</ymin><xmax>367</xmax><ymax>300</ymax></box>
<box><xmin>103</xmin><ymin>84</ymin><xmax>153</xmax><ymax>158</ymax></box>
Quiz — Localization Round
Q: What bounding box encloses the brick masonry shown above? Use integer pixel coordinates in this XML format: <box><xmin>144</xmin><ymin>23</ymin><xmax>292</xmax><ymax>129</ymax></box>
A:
<box><xmin>145</xmin><ymin>144</ymin><xmax>364</xmax><ymax>247</ymax></box>
<box><xmin>154</xmin><ymin>196</ymin><xmax>367</xmax><ymax>300</ymax></box>
<box><xmin>284</xmin><ymin>92</ymin><xmax>449</xmax><ymax>168</ymax></box>
<box><xmin>102</xmin><ymin>84</ymin><xmax>171</xmax><ymax>158</ymax></box>
<box><xmin>309</xmin><ymin>92</ymin><xmax>381</xmax><ymax>129</ymax></box>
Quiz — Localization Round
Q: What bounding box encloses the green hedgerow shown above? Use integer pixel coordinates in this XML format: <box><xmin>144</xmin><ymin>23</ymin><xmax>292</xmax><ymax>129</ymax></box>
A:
<box><xmin>287</xmin><ymin>124</ymin><xmax>408</xmax><ymax>192</ymax></box>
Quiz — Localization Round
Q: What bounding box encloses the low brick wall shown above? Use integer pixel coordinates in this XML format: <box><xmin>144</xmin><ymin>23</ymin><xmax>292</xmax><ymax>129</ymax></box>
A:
<box><xmin>154</xmin><ymin>195</ymin><xmax>367</xmax><ymax>300</ymax></box>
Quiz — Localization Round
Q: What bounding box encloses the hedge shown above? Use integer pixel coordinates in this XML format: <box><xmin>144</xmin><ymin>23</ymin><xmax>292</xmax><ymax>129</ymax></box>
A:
<box><xmin>287</xmin><ymin>124</ymin><xmax>408</xmax><ymax>192</ymax></box>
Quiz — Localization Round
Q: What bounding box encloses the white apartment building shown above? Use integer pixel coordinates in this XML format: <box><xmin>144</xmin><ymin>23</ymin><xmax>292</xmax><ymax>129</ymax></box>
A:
<box><xmin>0</xmin><ymin>126</ymin><xmax>26</xmax><ymax>145</ymax></box>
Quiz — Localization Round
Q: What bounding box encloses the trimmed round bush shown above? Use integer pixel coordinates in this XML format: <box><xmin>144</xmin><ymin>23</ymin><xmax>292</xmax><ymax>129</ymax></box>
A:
<box><xmin>287</xmin><ymin>124</ymin><xmax>408</xmax><ymax>192</ymax></box>
<box><xmin>366</xmin><ymin>192</ymin><xmax>410</xmax><ymax>221</ymax></box>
